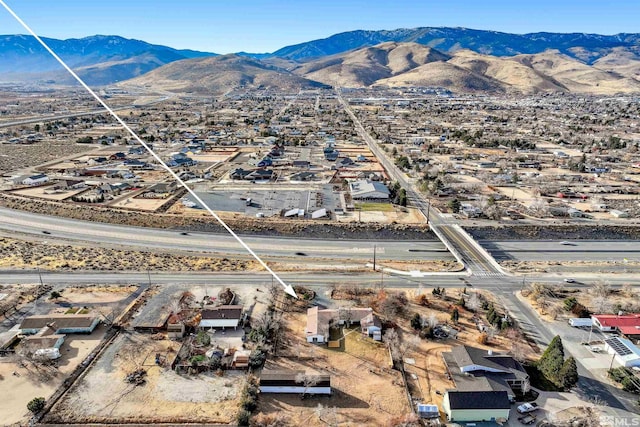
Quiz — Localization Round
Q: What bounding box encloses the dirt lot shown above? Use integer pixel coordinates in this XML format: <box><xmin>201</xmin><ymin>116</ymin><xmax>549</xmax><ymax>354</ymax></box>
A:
<box><xmin>258</xmin><ymin>311</ymin><xmax>410</xmax><ymax>427</ymax></box>
<box><xmin>111</xmin><ymin>195</ymin><xmax>171</xmax><ymax>211</ymax></box>
<box><xmin>58</xmin><ymin>285</ymin><xmax>138</xmax><ymax>305</ymax></box>
<box><xmin>46</xmin><ymin>332</ymin><xmax>244</xmax><ymax>424</ymax></box>
<box><xmin>9</xmin><ymin>185</ymin><xmax>86</xmax><ymax>201</ymax></box>
<box><xmin>0</xmin><ymin>142</ymin><xmax>95</xmax><ymax>175</ymax></box>
<box><xmin>0</xmin><ymin>236</ymin><xmax>257</xmax><ymax>272</ymax></box>
<box><xmin>0</xmin><ymin>324</ymin><xmax>107</xmax><ymax>426</ymax></box>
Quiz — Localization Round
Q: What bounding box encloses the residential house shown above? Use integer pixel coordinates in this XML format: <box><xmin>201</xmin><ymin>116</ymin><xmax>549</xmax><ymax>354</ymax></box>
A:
<box><xmin>169</xmin><ymin>157</ymin><xmax>196</xmax><ymax>168</ymax></box>
<box><xmin>290</xmin><ymin>171</ymin><xmax>316</xmax><ymax>182</ymax></box>
<box><xmin>305</xmin><ymin>307</ymin><xmax>382</xmax><ymax>343</ymax></box>
<box><xmin>109</xmin><ymin>152</ymin><xmax>126</xmax><ymax>160</ymax></box>
<box><xmin>442</xmin><ymin>390</ymin><xmax>510</xmax><ymax>422</ymax></box>
<box><xmin>20</xmin><ymin>314</ymin><xmax>100</xmax><ymax>335</ymax></box>
<box><xmin>259</xmin><ymin>370</ymin><xmax>331</xmax><ymax>395</ymax></box>
<box><xmin>245</xmin><ymin>169</ymin><xmax>273</xmax><ymax>181</ymax></box>
<box><xmin>230</xmin><ymin>168</ymin><xmax>251</xmax><ymax>180</ymax></box>
<box><xmin>335</xmin><ymin>157</ymin><xmax>354</xmax><ymax>168</ymax></box>
<box><xmin>22</xmin><ymin>173</ymin><xmax>49</xmax><ymax>186</ymax></box>
<box><xmin>124</xmin><ymin>159</ymin><xmax>149</xmax><ymax>169</ymax></box>
<box><xmin>199</xmin><ymin>305</ymin><xmax>243</xmax><ymax>330</ymax></box>
<box><xmin>349</xmin><ymin>180</ymin><xmax>390</xmax><ymax>201</ymax></box>
<box><xmin>52</xmin><ymin>179</ymin><xmax>86</xmax><ymax>191</ymax></box>
<box><xmin>360</xmin><ymin>312</ymin><xmax>382</xmax><ymax>341</ymax></box>
<box><xmin>146</xmin><ymin>182</ymin><xmax>177</xmax><ymax>197</ymax></box>
<box><xmin>22</xmin><ymin>324</ymin><xmax>65</xmax><ymax>351</ymax></box>
<box><xmin>442</xmin><ymin>345</ymin><xmax>530</xmax><ymax>402</ymax></box>
<box><xmin>592</xmin><ymin>314</ymin><xmax>640</xmax><ymax>339</ymax></box>
<box><xmin>293</xmin><ymin>160</ymin><xmax>310</xmax><ymax>169</ymax></box>
<box><xmin>324</xmin><ymin>150</ymin><xmax>340</xmax><ymax>161</ymax></box>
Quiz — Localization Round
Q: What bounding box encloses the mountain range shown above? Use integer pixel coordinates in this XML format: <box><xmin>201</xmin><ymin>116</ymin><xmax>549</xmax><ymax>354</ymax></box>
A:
<box><xmin>1</xmin><ymin>27</ymin><xmax>640</xmax><ymax>94</ymax></box>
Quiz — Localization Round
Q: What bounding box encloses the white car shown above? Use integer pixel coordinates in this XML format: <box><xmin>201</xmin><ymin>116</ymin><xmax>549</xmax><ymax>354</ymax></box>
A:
<box><xmin>564</xmin><ymin>278</ymin><xmax>576</xmax><ymax>283</ymax></box>
<box><xmin>517</xmin><ymin>402</ymin><xmax>539</xmax><ymax>414</ymax></box>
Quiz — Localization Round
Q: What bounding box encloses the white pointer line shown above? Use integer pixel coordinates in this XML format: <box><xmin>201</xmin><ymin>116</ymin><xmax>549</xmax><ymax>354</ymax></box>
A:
<box><xmin>0</xmin><ymin>0</ymin><xmax>297</xmax><ymax>298</ymax></box>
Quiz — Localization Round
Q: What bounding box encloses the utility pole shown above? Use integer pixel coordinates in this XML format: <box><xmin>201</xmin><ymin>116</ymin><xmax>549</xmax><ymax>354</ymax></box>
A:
<box><xmin>147</xmin><ymin>269</ymin><xmax>151</xmax><ymax>287</ymax></box>
<box><xmin>36</xmin><ymin>267</ymin><xmax>44</xmax><ymax>311</ymax></box>
<box><xmin>373</xmin><ymin>244</ymin><xmax>376</xmax><ymax>271</ymax></box>
<box><xmin>426</xmin><ymin>199</ymin><xmax>431</xmax><ymax>224</ymax></box>
<box><xmin>609</xmin><ymin>351</ymin><xmax>616</xmax><ymax>370</ymax></box>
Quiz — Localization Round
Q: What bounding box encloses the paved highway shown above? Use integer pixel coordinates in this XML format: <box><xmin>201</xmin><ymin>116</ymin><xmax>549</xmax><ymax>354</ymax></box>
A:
<box><xmin>0</xmin><ymin>207</ymin><xmax>452</xmax><ymax>263</ymax></box>
<box><xmin>0</xmin><ymin>96</ymin><xmax>170</xmax><ymax>128</ymax></box>
<box><xmin>338</xmin><ymin>88</ymin><xmax>512</xmax><ymax>277</ymax></box>
<box><xmin>483</xmin><ymin>240</ymin><xmax>640</xmax><ymax>262</ymax></box>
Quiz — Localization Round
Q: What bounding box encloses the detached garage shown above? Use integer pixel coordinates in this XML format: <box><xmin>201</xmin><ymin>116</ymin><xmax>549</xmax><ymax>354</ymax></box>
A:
<box><xmin>443</xmin><ymin>390</ymin><xmax>510</xmax><ymax>422</ymax></box>
<box><xmin>604</xmin><ymin>337</ymin><xmax>640</xmax><ymax>368</ymax></box>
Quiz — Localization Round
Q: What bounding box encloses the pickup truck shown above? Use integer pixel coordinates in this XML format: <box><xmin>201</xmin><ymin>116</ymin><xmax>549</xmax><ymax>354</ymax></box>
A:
<box><xmin>517</xmin><ymin>402</ymin><xmax>539</xmax><ymax>413</ymax></box>
<box><xmin>518</xmin><ymin>414</ymin><xmax>537</xmax><ymax>425</ymax></box>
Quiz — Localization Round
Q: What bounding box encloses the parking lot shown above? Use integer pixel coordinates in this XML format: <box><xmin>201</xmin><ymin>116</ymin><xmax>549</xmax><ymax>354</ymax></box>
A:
<box><xmin>191</xmin><ymin>185</ymin><xmax>341</xmax><ymax>217</ymax></box>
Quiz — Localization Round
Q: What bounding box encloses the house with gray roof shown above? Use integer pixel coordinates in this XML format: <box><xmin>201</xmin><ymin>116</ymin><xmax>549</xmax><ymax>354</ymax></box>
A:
<box><xmin>442</xmin><ymin>390</ymin><xmax>510</xmax><ymax>422</ymax></box>
<box><xmin>442</xmin><ymin>345</ymin><xmax>530</xmax><ymax>402</ymax></box>
<box><xmin>349</xmin><ymin>179</ymin><xmax>390</xmax><ymax>201</ymax></box>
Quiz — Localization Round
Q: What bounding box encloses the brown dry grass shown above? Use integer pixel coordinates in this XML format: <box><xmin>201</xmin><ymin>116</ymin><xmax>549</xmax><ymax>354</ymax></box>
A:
<box><xmin>46</xmin><ymin>332</ymin><xmax>243</xmax><ymax>424</ymax></box>
<box><xmin>0</xmin><ymin>237</ymin><xmax>257</xmax><ymax>272</ymax></box>
<box><xmin>257</xmin><ymin>311</ymin><xmax>410</xmax><ymax>427</ymax></box>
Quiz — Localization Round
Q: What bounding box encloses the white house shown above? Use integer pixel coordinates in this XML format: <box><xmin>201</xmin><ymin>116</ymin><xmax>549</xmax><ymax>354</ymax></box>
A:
<box><xmin>22</xmin><ymin>173</ymin><xmax>49</xmax><ymax>186</ymax></box>
<box><xmin>305</xmin><ymin>307</ymin><xmax>381</xmax><ymax>343</ymax></box>
<box><xmin>198</xmin><ymin>305</ymin><xmax>243</xmax><ymax>330</ymax></box>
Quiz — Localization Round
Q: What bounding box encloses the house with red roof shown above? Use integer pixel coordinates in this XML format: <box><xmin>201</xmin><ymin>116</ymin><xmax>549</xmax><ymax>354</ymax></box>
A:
<box><xmin>592</xmin><ymin>314</ymin><xmax>640</xmax><ymax>342</ymax></box>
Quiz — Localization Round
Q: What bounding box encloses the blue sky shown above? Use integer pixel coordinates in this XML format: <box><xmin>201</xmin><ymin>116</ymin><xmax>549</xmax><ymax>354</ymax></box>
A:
<box><xmin>1</xmin><ymin>0</ymin><xmax>639</xmax><ymax>53</ymax></box>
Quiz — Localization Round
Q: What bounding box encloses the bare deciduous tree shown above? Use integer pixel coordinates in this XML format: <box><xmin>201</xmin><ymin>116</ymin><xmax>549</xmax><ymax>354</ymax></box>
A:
<box><xmin>591</xmin><ymin>282</ymin><xmax>611</xmax><ymax>298</ymax></box>
<box><xmin>295</xmin><ymin>372</ymin><xmax>321</xmax><ymax>396</ymax></box>
<box><xmin>591</xmin><ymin>296</ymin><xmax>611</xmax><ymax>314</ymax></box>
<box><xmin>467</xmin><ymin>292</ymin><xmax>481</xmax><ymax>311</ymax></box>
<box><xmin>427</xmin><ymin>314</ymin><xmax>439</xmax><ymax>329</ymax></box>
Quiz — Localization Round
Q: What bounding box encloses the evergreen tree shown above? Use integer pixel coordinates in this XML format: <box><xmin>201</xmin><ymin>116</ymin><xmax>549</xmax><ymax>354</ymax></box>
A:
<box><xmin>451</xmin><ymin>308</ymin><xmax>460</xmax><ymax>323</ymax></box>
<box><xmin>538</xmin><ymin>335</ymin><xmax>565</xmax><ymax>385</ymax></box>
<box><xmin>448</xmin><ymin>198</ymin><xmax>461</xmax><ymax>213</ymax></box>
<box><xmin>560</xmin><ymin>356</ymin><xmax>579</xmax><ymax>389</ymax></box>
<box><xmin>411</xmin><ymin>313</ymin><xmax>422</xmax><ymax>330</ymax></box>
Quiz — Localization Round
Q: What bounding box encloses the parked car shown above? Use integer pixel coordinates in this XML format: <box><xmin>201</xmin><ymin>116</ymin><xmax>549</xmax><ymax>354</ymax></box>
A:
<box><xmin>517</xmin><ymin>402</ymin><xmax>539</xmax><ymax>414</ymax></box>
<box><xmin>518</xmin><ymin>414</ymin><xmax>537</xmax><ymax>425</ymax></box>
